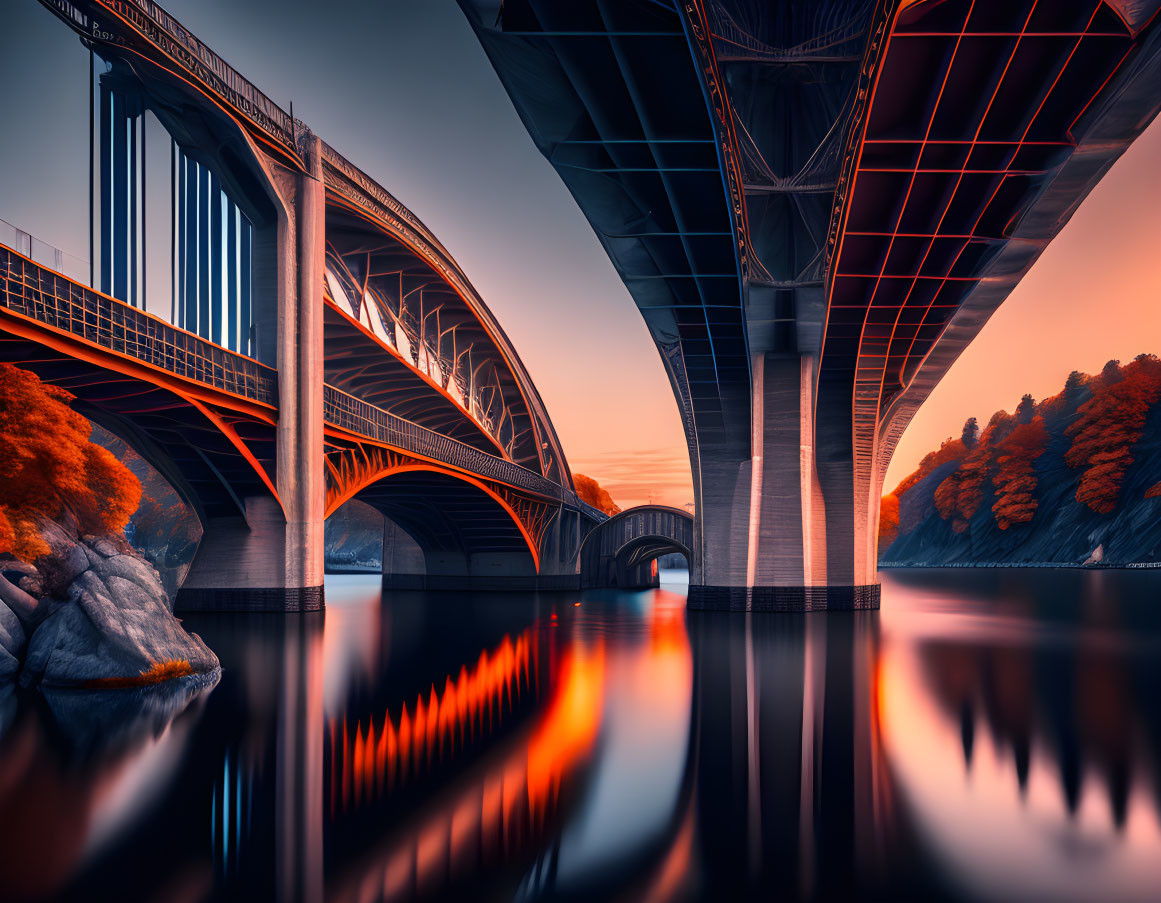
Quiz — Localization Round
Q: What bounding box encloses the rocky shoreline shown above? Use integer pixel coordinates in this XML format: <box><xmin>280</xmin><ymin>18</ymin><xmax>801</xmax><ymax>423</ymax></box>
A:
<box><xmin>0</xmin><ymin>511</ymin><xmax>219</xmax><ymax>688</ymax></box>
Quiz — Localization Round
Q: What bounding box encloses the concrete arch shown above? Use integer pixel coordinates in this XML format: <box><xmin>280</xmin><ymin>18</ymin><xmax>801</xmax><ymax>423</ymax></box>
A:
<box><xmin>580</xmin><ymin>506</ymin><xmax>695</xmax><ymax>589</ymax></box>
<box><xmin>338</xmin><ymin>465</ymin><xmax>541</xmax><ymax>590</ymax></box>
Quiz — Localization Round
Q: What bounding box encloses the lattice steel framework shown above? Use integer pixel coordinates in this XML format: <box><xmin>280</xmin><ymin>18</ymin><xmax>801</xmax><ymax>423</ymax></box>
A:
<box><xmin>822</xmin><ymin>0</ymin><xmax>1161</xmax><ymax>571</ymax></box>
<box><xmin>322</xmin><ymin>440</ymin><xmax>558</xmax><ymax>568</ymax></box>
<box><xmin>323</xmin><ymin>385</ymin><xmax>561</xmax><ymax>498</ymax></box>
<box><xmin>40</xmin><ymin>0</ymin><xmax>578</xmax><ymax>497</ymax></box>
<box><xmin>0</xmin><ymin>243</ymin><xmax>275</xmax><ymax>405</ymax></box>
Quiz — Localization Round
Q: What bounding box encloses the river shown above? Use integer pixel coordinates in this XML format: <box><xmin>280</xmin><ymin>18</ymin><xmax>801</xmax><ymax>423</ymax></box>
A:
<box><xmin>2</xmin><ymin>568</ymin><xmax>1160</xmax><ymax>901</ymax></box>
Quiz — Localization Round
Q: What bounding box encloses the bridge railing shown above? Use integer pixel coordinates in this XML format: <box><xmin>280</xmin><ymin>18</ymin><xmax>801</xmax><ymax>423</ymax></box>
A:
<box><xmin>0</xmin><ymin>220</ymin><xmax>88</xmax><ymax>286</ymax></box>
<box><xmin>323</xmin><ymin>384</ymin><xmax>562</xmax><ymax>498</ymax></box>
<box><xmin>41</xmin><ymin>0</ymin><xmax>297</xmax><ymax>157</ymax></box>
<box><xmin>0</xmin><ymin>244</ymin><xmax>277</xmax><ymax>406</ymax></box>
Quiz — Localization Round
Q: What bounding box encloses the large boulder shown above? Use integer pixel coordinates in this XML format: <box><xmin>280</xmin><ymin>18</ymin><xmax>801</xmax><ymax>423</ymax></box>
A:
<box><xmin>22</xmin><ymin>545</ymin><xmax>218</xmax><ymax>688</ymax></box>
<box><xmin>35</xmin><ymin>516</ymin><xmax>92</xmax><ymax>598</ymax></box>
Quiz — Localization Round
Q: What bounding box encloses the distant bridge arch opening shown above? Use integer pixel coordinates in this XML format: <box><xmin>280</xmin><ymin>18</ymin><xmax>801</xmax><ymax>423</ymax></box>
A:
<box><xmin>580</xmin><ymin>506</ymin><xmax>695</xmax><ymax>590</ymax></box>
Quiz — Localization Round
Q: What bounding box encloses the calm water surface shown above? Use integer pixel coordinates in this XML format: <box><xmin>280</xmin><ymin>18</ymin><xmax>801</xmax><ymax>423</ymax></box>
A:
<box><xmin>3</xmin><ymin>568</ymin><xmax>1161</xmax><ymax>901</ymax></box>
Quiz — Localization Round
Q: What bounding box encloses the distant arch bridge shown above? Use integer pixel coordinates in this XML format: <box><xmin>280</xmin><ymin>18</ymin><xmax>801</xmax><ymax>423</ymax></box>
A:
<box><xmin>579</xmin><ymin>506</ymin><xmax>694</xmax><ymax>589</ymax></box>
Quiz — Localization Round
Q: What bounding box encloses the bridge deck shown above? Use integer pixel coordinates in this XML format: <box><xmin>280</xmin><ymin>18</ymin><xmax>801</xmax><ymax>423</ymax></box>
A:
<box><xmin>0</xmin><ymin>242</ymin><xmax>563</xmax><ymax>500</ymax></box>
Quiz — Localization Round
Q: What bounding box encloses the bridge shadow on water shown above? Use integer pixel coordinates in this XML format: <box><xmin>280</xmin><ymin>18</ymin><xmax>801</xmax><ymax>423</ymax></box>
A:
<box><xmin>2</xmin><ymin>570</ymin><xmax>1161</xmax><ymax>900</ymax></box>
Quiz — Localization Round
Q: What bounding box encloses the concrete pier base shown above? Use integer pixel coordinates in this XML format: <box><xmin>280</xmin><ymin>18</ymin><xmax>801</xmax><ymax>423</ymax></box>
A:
<box><xmin>175</xmin><ymin>498</ymin><xmax>325</xmax><ymax>612</ymax></box>
<box><xmin>175</xmin><ymin>586</ymin><xmax>324</xmax><ymax>613</ymax></box>
<box><xmin>687</xmin><ymin>583</ymin><xmax>881</xmax><ymax>612</ymax></box>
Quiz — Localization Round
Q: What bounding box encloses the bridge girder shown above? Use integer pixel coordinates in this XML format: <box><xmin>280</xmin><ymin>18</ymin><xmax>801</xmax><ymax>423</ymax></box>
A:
<box><xmin>460</xmin><ymin>0</ymin><xmax>1161</xmax><ymax>608</ymax></box>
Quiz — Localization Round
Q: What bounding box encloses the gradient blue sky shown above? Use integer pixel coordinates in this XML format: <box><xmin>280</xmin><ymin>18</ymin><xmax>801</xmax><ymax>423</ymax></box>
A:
<box><xmin>3</xmin><ymin>1</ymin><xmax>1161</xmax><ymax>508</ymax></box>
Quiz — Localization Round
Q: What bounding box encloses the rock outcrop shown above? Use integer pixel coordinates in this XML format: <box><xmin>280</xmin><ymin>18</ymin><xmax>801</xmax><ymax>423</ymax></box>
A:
<box><xmin>0</xmin><ymin>513</ymin><xmax>218</xmax><ymax>687</ymax></box>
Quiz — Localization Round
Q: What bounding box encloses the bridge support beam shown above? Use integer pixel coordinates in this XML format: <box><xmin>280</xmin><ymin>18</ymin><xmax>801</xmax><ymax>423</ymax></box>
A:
<box><xmin>176</xmin><ymin>133</ymin><xmax>326</xmax><ymax>612</ymax></box>
<box><xmin>688</xmin><ymin>354</ymin><xmax>880</xmax><ymax>613</ymax></box>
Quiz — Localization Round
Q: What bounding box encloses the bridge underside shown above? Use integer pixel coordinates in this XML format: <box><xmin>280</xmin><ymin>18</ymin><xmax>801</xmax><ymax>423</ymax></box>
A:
<box><xmin>0</xmin><ymin>331</ymin><xmax>277</xmax><ymax>523</ymax></box>
<box><xmin>461</xmin><ymin>0</ymin><xmax>1161</xmax><ymax>610</ymax></box>
<box><xmin>354</xmin><ymin>470</ymin><xmax>542</xmax><ymax>590</ymax></box>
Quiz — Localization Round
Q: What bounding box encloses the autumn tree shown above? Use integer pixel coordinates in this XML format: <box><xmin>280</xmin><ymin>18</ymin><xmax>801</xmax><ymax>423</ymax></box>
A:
<box><xmin>879</xmin><ymin>434</ymin><xmax>969</xmax><ymax>543</ymax></box>
<box><xmin>1097</xmin><ymin>359</ymin><xmax>1123</xmax><ymax>390</ymax></box>
<box><xmin>1016</xmin><ymin>393</ymin><xmax>1036</xmax><ymax>424</ymax></box>
<box><xmin>962</xmin><ymin>417</ymin><xmax>979</xmax><ymax>449</ymax></box>
<box><xmin>890</xmin><ymin>436</ymin><xmax>968</xmax><ymax>499</ymax></box>
<box><xmin>1063</xmin><ymin>370</ymin><xmax>1086</xmax><ymax>404</ymax></box>
<box><xmin>132</xmin><ymin>494</ymin><xmax>200</xmax><ymax>552</ymax></box>
<box><xmin>574</xmin><ymin>473</ymin><xmax>621</xmax><ymax>517</ymax></box>
<box><xmin>0</xmin><ymin>364</ymin><xmax>141</xmax><ymax>560</ymax></box>
<box><xmin>1065</xmin><ymin>355</ymin><xmax>1161</xmax><ymax>514</ymax></box>
<box><xmin>991</xmin><ymin>417</ymin><xmax>1049</xmax><ymax>529</ymax></box>
<box><xmin>878</xmin><ymin>492</ymin><xmax>900</xmax><ymax>551</ymax></box>
<box><xmin>934</xmin><ymin>411</ymin><xmax>1015</xmax><ymax>533</ymax></box>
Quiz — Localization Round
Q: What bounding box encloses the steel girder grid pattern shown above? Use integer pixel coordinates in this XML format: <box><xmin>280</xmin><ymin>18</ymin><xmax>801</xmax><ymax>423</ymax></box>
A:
<box><xmin>822</xmin><ymin>0</ymin><xmax>1161</xmax><ymax>570</ymax></box>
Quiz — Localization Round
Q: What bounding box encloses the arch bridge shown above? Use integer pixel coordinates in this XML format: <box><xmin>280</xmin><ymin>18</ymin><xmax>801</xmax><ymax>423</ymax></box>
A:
<box><xmin>579</xmin><ymin>506</ymin><xmax>694</xmax><ymax>589</ymax></box>
<box><xmin>5</xmin><ymin>0</ymin><xmax>604</xmax><ymax>609</ymax></box>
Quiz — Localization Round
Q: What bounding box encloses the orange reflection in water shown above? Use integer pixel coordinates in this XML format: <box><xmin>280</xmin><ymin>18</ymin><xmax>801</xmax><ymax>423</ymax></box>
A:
<box><xmin>329</xmin><ymin>634</ymin><xmax>606</xmax><ymax>902</ymax></box>
<box><xmin>329</xmin><ymin>630</ymin><xmax>536</xmax><ymax>816</ymax></box>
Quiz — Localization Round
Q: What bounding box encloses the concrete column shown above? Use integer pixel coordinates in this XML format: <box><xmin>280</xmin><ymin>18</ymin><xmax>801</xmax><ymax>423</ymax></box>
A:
<box><xmin>687</xmin><ymin>353</ymin><xmax>878</xmax><ymax>612</ymax></box>
<box><xmin>277</xmin><ymin>132</ymin><xmax>326</xmax><ymax>608</ymax></box>
<box><xmin>176</xmin><ymin>133</ymin><xmax>325</xmax><ymax>612</ymax></box>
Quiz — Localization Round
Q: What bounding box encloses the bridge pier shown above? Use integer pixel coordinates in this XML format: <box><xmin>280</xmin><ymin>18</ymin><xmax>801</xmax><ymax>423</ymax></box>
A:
<box><xmin>687</xmin><ymin>354</ymin><xmax>880</xmax><ymax>613</ymax></box>
<box><xmin>176</xmin><ymin>133</ymin><xmax>326</xmax><ymax>613</ymax></box>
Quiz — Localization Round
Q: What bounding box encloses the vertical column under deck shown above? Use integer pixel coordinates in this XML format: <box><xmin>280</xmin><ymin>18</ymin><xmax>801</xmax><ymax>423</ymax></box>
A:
<box><xmin>687</xmin><ymin>355</ymin><xmax>880</xmax><ymax>612</ymax></box>
<box><xmin>176</xmin><ymin>134</ymin><xmax>326</xmax><ymax>612</ymax></box>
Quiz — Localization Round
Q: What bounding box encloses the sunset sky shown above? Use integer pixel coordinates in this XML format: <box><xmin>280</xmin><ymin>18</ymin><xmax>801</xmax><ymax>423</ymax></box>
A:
<box><xmin>3</xmin><ymin>1</ymin><xmax>1161</xmax><ymax>510</ymax></box>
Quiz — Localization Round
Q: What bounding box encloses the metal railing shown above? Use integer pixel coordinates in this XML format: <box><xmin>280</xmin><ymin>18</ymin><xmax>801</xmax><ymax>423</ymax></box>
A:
<box><xmin>0</xmin><ymin>244</ymin><xmax>277</xmax><ymax>406</ymax></box>
<box><xmin>41</xmin><ymin>0</ymin><xmax>297</xmax><ymax>155</ymax></box>
<box><xmin>324</xmin><ymin>384</ymin><xmax>562</xmax><ymax>498</ymax></box>
<box><xmin>0</xmin><ymin>219</ymin><xmax>89</xmax><ymax>286</ymax></box>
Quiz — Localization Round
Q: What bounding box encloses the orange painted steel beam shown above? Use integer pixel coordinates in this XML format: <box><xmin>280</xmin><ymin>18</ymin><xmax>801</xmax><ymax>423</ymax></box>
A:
<box><xmin>325</xmin><ymin>461</ymin><xmax>543</xmax><ymax>571</ymax></box>
<box><xmin>324</xmin><ymin>192</ymin><xmax>549</xmax><ymax>472</ymax></box>
<box><xmin>0</xmin><ymin>306</ymin><xmax>277</xmax><ymax>425</ymax></box>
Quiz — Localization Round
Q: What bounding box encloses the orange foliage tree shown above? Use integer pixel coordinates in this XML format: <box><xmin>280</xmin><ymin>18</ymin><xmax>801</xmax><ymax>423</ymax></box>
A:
<box><xmin>991</xmin><ymin>417</ymin><xmax>1049</xmax><ymax>529</ymax></box>
<box><xmin>1065</xmin><ymin>355</ymin><xmax>1161</xmax><ymax>514</ymax></box>
<box><xmin>934</xmin><ymin>412</ymin><xmax>1015</xmax><ymax>533</ymax></box>
<box><xmin>878</xmin><ymin>493</ymin><xmax>900</xmax><ymax>550</ymax></box>
<box><xmin>573</xmin><ymin>474</ymin><xmax>621</xmax><ymax>517</ymax></box>
<box><xmin>892</xmin><ymin>435</ymin><xmax>968</xmax><ymax>498</ymax></box>
<box><xmin>0</xmin><ymin>364</ymin><xmax>141</xmax><ymax>560</ymax></box>
<box><xmin>132</xmin><ymin>494</ymin><xmax>199</xmax><ymax>550</ymax></box>
<box><xmin>878</xmin><ymin>430</ymin><xmax>970</xmax><ymax>546</ymax></box>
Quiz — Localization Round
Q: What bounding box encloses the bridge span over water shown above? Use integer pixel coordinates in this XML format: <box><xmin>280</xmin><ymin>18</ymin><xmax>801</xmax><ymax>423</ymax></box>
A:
<box><xmin>460</xmin><ymin>0</ymin><xmax>1161</xmax><ymax>609</ymax></box>
<box><xmin>6</xmin><ymin>0</ymin><xmax>660</xmax><ymax>609</ymax></box>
